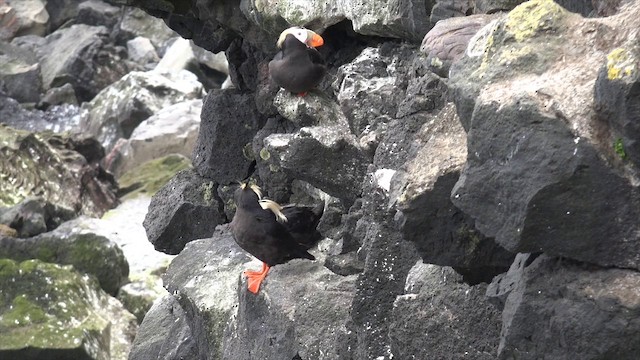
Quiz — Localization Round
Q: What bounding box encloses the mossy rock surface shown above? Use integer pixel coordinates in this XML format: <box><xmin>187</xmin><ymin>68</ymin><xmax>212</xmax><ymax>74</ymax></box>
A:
<box><xmin>117</xmin><ymin>154</ymin><xmax>191</xmax><ymax>200</ymax></box>
<box><xmin>0</xmin><ymin>222</ymin><xmax>129</xmax><ymax>296</ymax></box>
<box><xmin>0</xmin><ymin>259</ymin><xmax>111</xmax><ymax>360</ymax></box>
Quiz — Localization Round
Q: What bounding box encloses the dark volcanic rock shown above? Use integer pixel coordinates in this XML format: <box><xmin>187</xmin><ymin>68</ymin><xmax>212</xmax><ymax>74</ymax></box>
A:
<box><xmin>449</xmin><ymin>0</ymin><xmax>640</xmax><ymax>269</ymax></box>
<box><xmin>192</xmin><ymin>89</ymin><xmax>266</xmax><ymax>183</ymax></box>
<box><xmin>143</xmin><ymin>168</ymin><xmax>225</xmax><ymax>255</ymax></box>
<box><xmin>129</xmin><ymin>295</ymin><xmax>197</xmax><ymax>360</ymax></box>
<box><xmin>431</xmin><ymin>0</ymin><xmax>475</xmax><ymax>24</ymax></box>
<box><xmin>392</xmin><ymin>104</ymin><xmax>514</xmax><ymax>276</ymax></box>
<box><xmin>224</xmin><ymin>254</ymin><xmax>356</xmax><ymax>360</ymax></box>
<box><xmin>475</xmin><ymin>0</ymin><xmax>527</xmax><ymax>13</ymax></box>
<box><xmin>0</xmin><ymin>197</ymin><xmax>75</xmax><ymax>237</ymax></box>
<box><xmin>163</xmin><ymin>226</ymin><xmax>256</xmax><ymax>359</ymax></box>
<box><xmin>389</xmin><ymin>262</ymin><xmax>502</xmax><ymax>359</ymax></box>
<box><xmin>595</xmin><ymin>47</ymin><xmax>640</xmax><ymax>167</ymax></box>
<box><xmin>76</xmin><ymin>0</ymin><xmax>122</xmax><ymax>28</ymax></box>
<box><xmin>498</xmin><ymin>255</ymin><xmax>640</xmax><ymax>359</ymax></box>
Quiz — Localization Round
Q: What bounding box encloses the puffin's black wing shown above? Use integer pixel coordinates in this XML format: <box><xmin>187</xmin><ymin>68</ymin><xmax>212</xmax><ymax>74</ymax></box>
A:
<box><xmin>306</xmin><ymin>47</ymin><xmax>325</xmax><ymax>66</ymax></box>
<box><xmin>281</xmin><ymin>203</ymin><xmax>324</xmax><ymax>248</ymax></box>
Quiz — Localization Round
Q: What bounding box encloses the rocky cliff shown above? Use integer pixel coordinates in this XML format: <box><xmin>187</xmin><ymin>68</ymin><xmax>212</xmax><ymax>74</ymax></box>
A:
<box><xmin>124</xmin><ymin>0</ymin><xmax>640</xmax><ymax>359</ymax></box>
<box><xmin>115</xmin><ymin>0</ymin><xmax>640</xmax><ymax>359</ymax></box>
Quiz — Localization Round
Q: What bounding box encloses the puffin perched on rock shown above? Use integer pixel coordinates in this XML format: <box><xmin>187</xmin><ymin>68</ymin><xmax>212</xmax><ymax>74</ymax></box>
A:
<box><xmin>230</xmin><ymin>182</ymin><xmax>324</xmax><ymax>294</ymax></box>
<box><xmin>269</xmin><ymin>26</ymin><xmax>326</xmax><ymax>96</ymax></box>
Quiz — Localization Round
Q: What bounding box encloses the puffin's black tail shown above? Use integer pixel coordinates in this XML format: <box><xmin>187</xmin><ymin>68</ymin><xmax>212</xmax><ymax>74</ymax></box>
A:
<box><xmin>282</xmin><ymin>202</ymin><xmax>325</xmax><ymax>249</ymax></box>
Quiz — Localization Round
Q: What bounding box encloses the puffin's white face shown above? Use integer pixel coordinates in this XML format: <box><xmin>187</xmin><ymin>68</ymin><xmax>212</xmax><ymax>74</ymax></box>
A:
<box><xmin>276</xmin><ymin>26</ymin><xmax>324</xmax><ymax>49</ymax></box>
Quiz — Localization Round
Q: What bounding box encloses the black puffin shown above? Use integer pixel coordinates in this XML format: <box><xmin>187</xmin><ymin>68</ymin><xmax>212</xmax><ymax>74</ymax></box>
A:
<box><xmin>230</xmin><ymin>182</ymin><xmax>324</xmax><ymax>294</ymax></box>
<box><xmin>268</xmin><ymin>26</ymin><xmax>326</xmax><ymax>96</ymax></box>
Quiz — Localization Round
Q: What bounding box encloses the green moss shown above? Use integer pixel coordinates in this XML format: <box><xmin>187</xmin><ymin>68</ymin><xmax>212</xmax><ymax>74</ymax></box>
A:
<box><xmin>259</xmin><ymin>147</ymin><xmax>271</xmax><ymax>161</ymax></box>
<box><xmin>118</xmin><ymin>154</ymin><xmax>191</xmax><ymax>199</ymax></box>
<box><xmin>0</xmin><ymin>295</ymin><xmax>48</xmax><ymax>328</ymax></box>
<box><xmin>607</xmin><ymin>48</ymin><xmax>637</xmax><ymax>80</ymax></box>
<box><xmin>505</xmin><ymin>0</ymin><xmax>566</xmax><ymax>42</ymax></box>
<box><xmin>242</xmin><ymin>143</ymin><xmax>255</xmax><ymax>161</ymax></box>
<box><xmin>614</xmin><ymin>138</ymin><xmax>627</xmax><ymax>160</ymax></box>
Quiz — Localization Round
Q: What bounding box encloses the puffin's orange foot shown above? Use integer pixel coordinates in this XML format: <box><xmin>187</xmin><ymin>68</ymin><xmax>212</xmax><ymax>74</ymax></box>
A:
<box><xmin>297</xmin><ymin>92</ymin><xmax>308</xmax><ymax>97</ymax></box>
<box><xmin>243</xmin><ymin>262</ymin><xmax>270</xmax><ymax>294</ymax></box>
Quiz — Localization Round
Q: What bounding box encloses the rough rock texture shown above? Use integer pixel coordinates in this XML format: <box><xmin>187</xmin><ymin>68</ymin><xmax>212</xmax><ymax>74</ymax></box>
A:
<box><xmin>497</xmin><ymin>255</ymin><xmax>640</xmax><ymax>359</ymax></box>
<box><xmin>105</xmin><ymin>99</ymin><xmax>201</xmax><ymax>178</ymax></box>
<box><xmin>392</xmin><ymin>104</ymin><xmax>514</xmax><ymax>277</ymax></box>
<box><xmin>0</xmin><ymin>125</ymin><xmax>118</xmax><ymax>217</ymax></box>
<box><xmin>595</xmin><ymin>46</ymin><xmax>640</xmax><ymax>167</ymax></box>
<box><xmin>4</xmin><ymin>0</ymin><xmax>48</xmax><ymax>37</ymax></box>
<box><xmin>0</xmin><ymin>197</ymin><xmax>75</xmax><ymax>237</ymax></box>
<box><xmin>76</xmin><ymin>0</ymin><xmax>121</xmax><ymax>28</ymax></box>
<box><xmin>389</xmin><ymin>262</ymin><xmax>501</xmax><ymax>359</ymax></box>
<box><xmin>128</xmin><ymin>295</ymin><xmax>197</xmax><ymax>360</ymax></box>
<box><xmin>420</xmin><ymin>14</ymin><xmax>500</xmax><ymax>77</ymax></box>
<box><xmin>0</xmin><ymin>218</ymin><xmax>130</xmax><ymax>295</ymax></box>
<box><xmin>80</xmin><ymin>70</ymin><xmax>203</xmax><ymax>152</ymax></box>
<box><xmin>224</xmin><ymin>260</ymin><xmax>356</xmax><ymax>360</ymax></box>
<box><xmin>162</xmin><ymin>226</ymin><xmax>257</xmax><ymax>360</ymax></box>
<box><xmin>0</xmin><ymin>40</ymin><xmax>41</xmax><ymax>103</ymax></box>
<box><xmin>117</xmin><ymin>154</ymin><xmax>192</xmax><ymax>200</ymax></box>
<box><xmin>449</xmin><ymin>0</ymin><xmax>640</xmax><ymax>270</ymax></box>
<box><xmin>143</xmin><ymin>168</ymin><xmax>225</xmax><ymax>255</ymax></box>
<box><xmin>0</xmin><ymin>259</ymin><xmax>137</xmax><ymax>360</ymax></box>
<box><xmin>35</xmin><ymin>24</ymin><xmax>114</xmax><ymax>101</ymax></box>
<box><xmin>192</xmin><ymin>89</ymin><xmax>265</xmax><ymax>183</ymax></box>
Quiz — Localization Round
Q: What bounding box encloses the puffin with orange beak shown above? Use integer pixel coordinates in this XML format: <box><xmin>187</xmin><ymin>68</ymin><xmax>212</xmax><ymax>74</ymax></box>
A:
<box><xmin>269</xmin><ymin>26</ymin><xmax>326</xmax><ymax>96</ymax></box>
<box><xmin>230</xmin><ymin>182</ymin><xmax>324</xmax><ymax>294</ymax></box>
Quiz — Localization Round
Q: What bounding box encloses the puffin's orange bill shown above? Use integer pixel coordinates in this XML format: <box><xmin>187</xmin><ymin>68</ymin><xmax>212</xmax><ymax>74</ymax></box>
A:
<box><xmin>309</xmin><ymin>33</ymin><xmax>324</xmax><ymax>48</ymax></box>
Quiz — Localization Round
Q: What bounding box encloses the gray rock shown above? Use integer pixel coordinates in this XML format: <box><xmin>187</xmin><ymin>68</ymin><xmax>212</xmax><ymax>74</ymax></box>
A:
<box><xmin>117</xmin><ymin>279</ymin><xmax>167</xmax><ymax>324</ymax></box>
<box><xmin>191</xmin><ymin>42</ymin><xmax>228</xmax><ymax>74</ymax></box>
<box><xmin>431</xmin><ymin>0</ymin><xmax>475</xmax><ymax>24</ymax></box>
<box><xmin>223</xmin><ymin>260</ymin><xmax>357</xmax><ymax>360</ymax></box>
<box><xmin>0</xmin><ymin>197</ymin><xmax>75</xmax><ymax>237</ymax></box>
<box><xmin>127</xmin><ymin>36</ymin><xmax>160</xmax><ymax>65</ymax></box>
<box><xmin>0</xmin><ymin>218</ymin><xmax>130</xmax><ymax>295</ymax></box>
<box><xmin>499</xmin><ymin>255</ymin><xmax>640</xmax><ymax>359</ymax></box>
<box><xmin>163</xmin><ymin>226</ymin><xmax>257</xmax><ymax>359</ymax></box>
<box><xmin>44</xmin><ymin>0</ymin><xmax>84</xmax><ymax>32</ymax></box>
<box><xmin>37</xmin><ymin>83</ymin><xmax>78</xmax><ymax>109</ymax></box>
<box><xmin>0</xmin><ymin>259</ymin><xmax>137</xmax><ymax>360</ymax></box>
<box><xmin>80</xmin><ymin>70</ymin><xmax>203</xmax><ymax>152</ymax></box>
<box><xmin>129</xmin><ymin>295</ymin><xmax>197</xmax><ymax>360</ymax></box>
<box><xmin>485</xmin><ymin>253</ymin><xmax>533</xmax><ymax>310</ymax></box>
<box><xmin>105</xmin><ymin>99</ymin><xmax>201</xmax><ymax>178</ymax></box>
<box><xmin>389</xmin><ymin>263</ymin><xmax>501</xmax><ymax>359</ymax></box>
<box><xmin>0</xmin><ymin>2</ymin><xmax>20</xmax><ymax>41</ymax></box>
<box><xmin>392</xmin><ymin>104</ymin><xmax>514</xmax><ymax>275</ymax></box>
<box><xmin>37</xmin><ymin>24</ymin><xmax>109</xmax><ymax>100</ymax></box>
<box><xmin>192</xmin><ymin>89</ymin><xmax>265</xmax><ymax>183</ymax></box>
<box><xmin>420</xmin><ymin>14</ymin><xmax>499</xmax><ymax>77</ymax></box>
<box><xmin>449</xmin><ymin>0</ymin><xmax>640</xmax><ymax>269</ymax></box>
<box><xmin>263</xmin><ymin>125</ymin><xmax>369</xmax><ymax>204</ymax></box>
<box><xmin>0</xmin><ymin>126</ymin><xmax>118</xmax><ymax>217</ymax></box>
<box><xmin>553</xmin><ymin>0</ymin><xmax>594</xmax><ymax>16</ymax></box>
<box><xmin>0</xmin><ymin>40</ymin><xmax>41</xmax><ymax>103</ymax></box>
<box><xmin>5</xmin><ymin>0</ymin><xmax>48</xmax><ymax>38</ymax></box>
<box><xmin>143</xmin><ymin>168</ymin><xmax>225</xmax><ymax>255</ymax></box>
<box><xmin>115</xmin><ymin>7</ymin><xmax>177</xmax><ymax>54</ymax></box>
<box><xmin>76</xmin><ymin>0</ymin><xmax>122</xmax><ymax>28</ymax></box>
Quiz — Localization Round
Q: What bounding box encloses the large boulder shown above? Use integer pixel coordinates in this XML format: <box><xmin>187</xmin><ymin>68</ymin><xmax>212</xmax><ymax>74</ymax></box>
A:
<box><xmin>4</xmin><ymin>0</ymin><xmax>48</xmax><ymax>38</ymax></box>
<box><xmin>389</xmin><ymin>262</ymin><xmax>502</xmax><ymax>359</ymax></box>
<box><xmin>0</xmin><ymin>259</ymin><xmax>137</xmax><ymax>360</ymax></box>
<box><xmin>0</xmin><ymin>197</ymin><xmax>75</xmax><ymax>237</ymax></box>
<box><xmin>128</xmin><ymin>295</ymin><xmax>197</xmax><ymax>360</ymax></box>
<box><xmin>192</xmin><ymin>89</ymin><xmax>265</xmax><ymax>183</ymax></box>
<box><xmin>0</xmin><ymin>125</ymin><xmax>118</xmax><ymax>217</ymax></box>
<box><xmin>496</xmin><ymin>255</ymin><xmax>640</xmax><ymax>359</ymax></box>
<box><xmin>143</xmin><ymin>168</ymin><xmax>225</xmax><ymax>255</ymax></box>
<box><xmin>162</xmin><ymin>226</ymin><xmax>257</xmax><ymax>359</ymax></box>
<box><xmin>80</xmin><ymin>70</ymin><xmax>203</xmax><ymax>152</ymax></box>
<box><xmin>105</xmin><ymin>99</ymin><xmax>202</xmax><ymax>178</ymax></box>
<box><xmin>449</xmin><ymin>0</ymin><xmax>640</xmax><ymax>270</ymax></box>
<box><xmin>0</xmin><ymin>40</ymin><xmax>41</xmax><ymax>103</ymax></box>
<box><xmin>0</xmin><ymin>218</ymin><xmax>130</xmax><ymax>295</ymax></box>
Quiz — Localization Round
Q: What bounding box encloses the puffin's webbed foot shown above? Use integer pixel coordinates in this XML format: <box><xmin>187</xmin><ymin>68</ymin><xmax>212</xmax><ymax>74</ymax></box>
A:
<box><xmin>243</xmin><ymin>262</ymin><xmax>270</xmax><ymax>294</ymax></box>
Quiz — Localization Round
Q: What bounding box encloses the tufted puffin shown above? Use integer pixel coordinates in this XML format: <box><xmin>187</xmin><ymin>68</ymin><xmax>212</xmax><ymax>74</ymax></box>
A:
<box><xmin>230</xmin><ymin>182</ymin><xmax>324</xmax><ymax>294</ymax></box>
<box><xmin>269</xmin><ymin>26</ymin><xmax>326</xmax><ymax>96</ymax></box>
